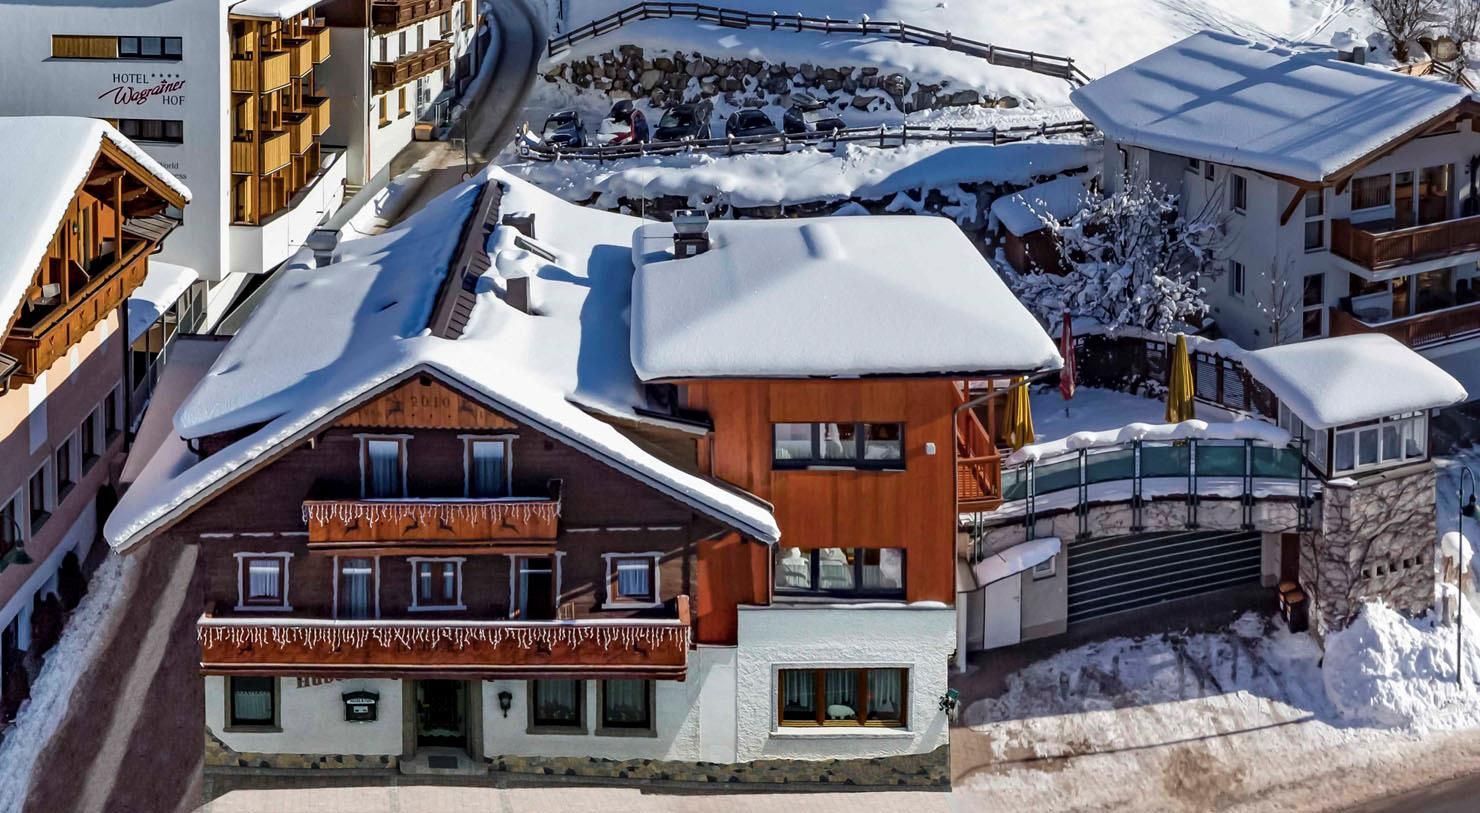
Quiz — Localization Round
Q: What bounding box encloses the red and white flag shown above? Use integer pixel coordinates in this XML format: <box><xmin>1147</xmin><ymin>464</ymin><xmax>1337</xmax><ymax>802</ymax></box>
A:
<box><xmin>1059</xmin><ymin>311</ymin><xmax>1076</xmax><ymax>401</ymax></box>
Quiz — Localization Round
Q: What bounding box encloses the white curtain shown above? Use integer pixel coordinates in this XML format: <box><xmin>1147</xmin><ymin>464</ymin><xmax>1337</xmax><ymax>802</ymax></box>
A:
<box><xmin>233</xmin><ymin>686</ymin><xmax>272</xmax><ymax>722</ymax></box>
<box><xmin>862</xmin><ymin>549</ymin><xmax>904</xmax><ymax>590</ymax></box>
<box><xmin>440</xmin><ymin>562</ymin><xmax>456</xmax><ymax>602</ymax></box>
<box><xmin>247</xmin><ymin>560</ymin><xmax>280</xmax><ymax>600</ymax></box>
<box><xmin>824</xmin><ymin>671</ymin><xmax>857</xmax><ymax>720</ymax></box>
<box><xmin>782</xmin><ymin>671</ymin><xmax>814</xmax><ymax>716</ymax></box>
<box><xmin>536</xmin><ymin>679</ymin><xmax>580</xmax><ymax>721</ymax></box>
<box><xmin>868</xmin><ymin>669</ymin><xmax>902</xmax><ymax>717</ymax></box>
<box><xmin>818</xmin><ymin>548</ymin><xmax>854</xmax><ymax>590</ymax></box>
<box><xmin>340</xmin><ymin>559</ymin><xmax>372</xmax><ymax>618</ymax></box>
<box><xmin>367</xmin><ymin>440</ymin><xmax>401</xmax><ymax>497</ymax></box>
<box><xmin>603</xmin><ymin>680</ymin><xmax>647</xmax><ymax>723</ymax></box>
<box><xmin>616</xmin><ymin>559</ymin><xmax>651</xmax><ymax>598</ymax></box>
<box><xmin>469</xmin><ymin>441</ymin><xmax>507</xmax><ymax>496</ymax></box>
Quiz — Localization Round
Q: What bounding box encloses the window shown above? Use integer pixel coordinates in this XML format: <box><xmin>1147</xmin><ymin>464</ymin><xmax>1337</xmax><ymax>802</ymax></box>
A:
<box><xmin>1187</xmin><ymin>158</ymin><xmax>1201</xmax><ymax>173</ymax></box>
<box><xmin>378</xmin><ymin>36</ymin><xmax>388</xmax><ymax>62</ymax></box>
<box><xmin>118</xmin><ymin>36</ymin><xmax>182</xmax><ymax>60</ymax></box>
<box><xmin>228</xmin><ymin>676</ymin><xmax>277</xmax><ymax>729</ymax></box>
<box><xmin>598</xmin><ymin>680</ymin><xmax>653</xmax><ymax>734</ymax></box>
<box><xmin>398</xmin><ymin>87</ymin><xmax>408</xmax><ymax>118</ymax></box>
<box><xmin>529</xmin><ymin>679</ymin><xmax>584</xmax><ymax>732</ymax></box>
<box><xmin>236</xmin><ymin>553</ymin><xmax>290</xmax><ymax>610</ymax></box>
<box><xmin>411</xmin><ymin>558</ymin><xmax>464</xmax><ymax>610</ymax></box>
<box><xmin>1230</xmin><ymin>173</ymin><xmax>1247</xmax><ymax>212</ymax></box>
<box><xmin>771</xmin><ymin>422</ymin><xmax>904</xmax><ymax>469</ymax></box>
<box><xmin>1229</xmin><ymin>260</ymin><xmax>1246</xmax><ymax>297</ymax></box>
<box><xmin>378</xmin><ymin>97</ymin><xmax>389</xmax><ymax>127</ymax></box>
<box><xmin>605</xmin><ymin>554</ymin><xmax>658</xmax><ymax>606</ymax></box>
<box><xmin>778</xmin><ymin>668</ymin><xmax>906</xmax><ymax>727</ymax></box>
<box><xmin>27</xmin><ymin>464</ymin><xmax>50</xmax><ymax>534</ymax></box>
<box><xmin>337</xmin><ymin>557</ymin><xmax>376</xmax><ymax>619</ymax></box>
<box><xmin>116</xmin><ymin>118</ymin><xmax>184</xmax><ymax>144</ymax></box>
<box><xmin>55</xmin><ymin>436</ymin><xmax>75</xmax><ymax>501</ymax></box>
<box><xmin>513</xmin><ymin>556</ymin><xmax>556</xmax><ymax>619</ymax></box>
<box><xmin>0</xmin><ymin>493</ymin><xmax>20</xmax><ymax>559</ymax></box>
<box><xmin>1302</xmin><ymin>273</ymin><xmax>1325</xmax><ymax>339</ymax></box>
<box><xmin>81</xmin><ymin>409</ymin><xmax>100</xmax><ymax>467</ymax></box>
<box><xmin>1304</xmin><ymin>191</ymin><xmax>1326</xmax><ymax>251</ymax></box>
<box><xmin>775</xmin><ymin>547</ymin><xmax>905</xmax><ymax>596</ymax></box>
<box><xmin>464</xmin><ymin>438</ymin><xmax>510</xmax><ymax>497</ymax></box>
<box><xmin>1352</xmin><ymin>174</ymin><xmax>1392</xmax><ymax>211</ymax></box>
<box><xmin>1032</xmin><ymin>555</ymin><xmax>1056</xmax><ymax>579</ymax></box>
<box><xmin>1332</xmin><ymin>412</ymin><xmax>1427</xmax><ymax>475</ymax></box>
<box><xmin>360</xmin><ymin>437</ymin><xmax>406</xmax><ymax>498</ymax></box>
<box><xmin>1204</xmin><ymin>162</ymin><xmax>1215</xmax><ymax>182</ymax></box>
<box><xmin>104</xmin><ymin>387</ymin><xmax>121</xmax><ymax>439</ymax></box>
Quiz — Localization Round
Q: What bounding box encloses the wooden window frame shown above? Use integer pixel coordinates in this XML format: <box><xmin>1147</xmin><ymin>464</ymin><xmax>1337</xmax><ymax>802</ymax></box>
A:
<box><xmin>601</xmin><ymin>552</ymin><xmax>661</xmax><ymax>608</ymax></box>
<box><xmin>332</xmin><ymin>555</ymin><xmax>381</xmax><ymax>620</ymax></box>
<box><xmin>357</xmin><ymin>434</ymin><xmax>410</xmax><ymax>499</ymax></box>
<box><xmin>409</xmin><ymin>557</ymin><xmax>465</xmax><ymax>611</ymax></box>
<box><xmin>774</xmin><ymin>547</ymin><xmax>906</xmax><ymax>598</ymax></box>
<box><xmin>527</xmin><ymin>679</ymin><xmax>587</xmax><ymax>734</ymax></box>
<box><xmin>460</xmin><ymin>435</ymin><xmax>514</xmax><ymax>498</ymax></box>
<box><xmin>771</xmin><ymin>422</ymin><xmax>905</xmax><ymax>471</ymax></box>
<box><xmin>595</xmin><ymin>679</ymin><xmax>656</xmax><ymax>737</ymax></box>
<box><xmin>776</xmin><ymin>668</ymin><xmax>908</xmax><ymax>728</ymax></box>
<box><xmin>235</xmin><ymin>552</ymin><xmax>293</xmax><ymax>611</ymax></box>
<box><xmin>378</xmin><ymin>96</ymin><xmax>390</xmax><ymax>128</ymax></box>
<box><xmin>225</xmin><ymin>676</ymin><xmax>281</xmax><ymax>732</ymax></box>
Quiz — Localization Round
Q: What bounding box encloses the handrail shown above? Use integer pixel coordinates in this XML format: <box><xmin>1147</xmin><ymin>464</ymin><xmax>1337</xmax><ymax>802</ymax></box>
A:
<box><xmin>12</xmin><ymin>239</ymin><xmax>152</xmax><ymax>337</ymax></box>
<box><xmin>548</xmin><ymin>2</ymin><xmax>1091</xmax><ymax>86</ymax></box>
<box><xmin>516</xmin><ymin>119</ymin><xmax>1095</xmax><ymax>163</ymax></box>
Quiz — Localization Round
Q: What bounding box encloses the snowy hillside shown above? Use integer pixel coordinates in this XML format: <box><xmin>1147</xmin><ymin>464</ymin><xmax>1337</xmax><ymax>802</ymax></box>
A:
<box><xmin>549</xmin><ymin>0</ymin><xmax>1379</xmax><ymax>108</ymax></box>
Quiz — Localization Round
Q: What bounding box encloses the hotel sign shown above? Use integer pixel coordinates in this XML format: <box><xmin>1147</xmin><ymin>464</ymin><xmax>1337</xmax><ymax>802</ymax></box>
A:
<box><xmin>99</xmin><ymin>72</ymin><xmax>185</xmax><ymax>106</ymax></box>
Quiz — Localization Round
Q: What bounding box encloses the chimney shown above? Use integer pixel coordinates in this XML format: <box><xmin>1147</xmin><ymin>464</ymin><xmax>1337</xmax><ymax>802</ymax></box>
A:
<box><xmin>507</xmin><ymin>275</ymin><xmax>532</xmax><ymax>314</ymax></box>
<box><xmin>305</xmin><ymin>228</ymin><xmax>339</xmax><ymax>268</ymax></box>
<box><xmin>671</xmin><ymin>209</ymin><xmax>710</xmax><ymax>258</ymax></box>
<box><xmin>1352</xmin><ymin>46</ymin><xmax>1366</xmax><ymax>65</ymax></box>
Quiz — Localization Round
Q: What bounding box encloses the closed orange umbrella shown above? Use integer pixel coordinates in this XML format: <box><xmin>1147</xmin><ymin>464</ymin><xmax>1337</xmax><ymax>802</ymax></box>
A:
<box><xmin>1165</xmin><ymin>333</ymin><xmax>1196</xmax><ymax>423</ymax></box>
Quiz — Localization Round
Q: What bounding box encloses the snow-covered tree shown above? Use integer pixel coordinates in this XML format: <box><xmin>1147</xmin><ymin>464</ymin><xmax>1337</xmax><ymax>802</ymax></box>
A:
<box><xmin>1368</xmin><ymin>0</ymin><xmax>1444</xmax><ymax>61</ymax></box>
<box><xmin>1004</xmin><ymin>178</ymin><xmax>1224</xmax><ymax>335</ymax></box>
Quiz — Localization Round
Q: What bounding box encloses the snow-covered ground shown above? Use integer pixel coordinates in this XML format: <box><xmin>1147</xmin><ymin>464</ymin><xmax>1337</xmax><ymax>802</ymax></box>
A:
<box><xmin>552</xmin><ymin>0</ymin><xmax>1381</xmax><ymax>109</ymax></box>
<box><xmin>959</xmin><ymin>603</ymin><xmax>1480</xmax><ymax>809</ymax></box>
<box><xmin>1437</xmin><ymin>446</ymin><xmax>1480</xmax><ymax>601</ymax></box>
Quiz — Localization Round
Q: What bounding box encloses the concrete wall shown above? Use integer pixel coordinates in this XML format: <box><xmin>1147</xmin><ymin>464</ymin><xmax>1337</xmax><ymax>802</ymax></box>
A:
<box><xmin>734</xmin><ymin>604</ymin><xmax>953</xmax><ymax>762</ymax></box>
<box><xmin>225</xmin><ymin>150</ymin><xmax>346</xmax><ymax>277</ymax></box>
<box><xmin>205</xmin><ymin>676</ymin><xmax>405</xmax><ymax>756</ymax></box>
<box><xmin>1019</xmin><ymin>558</ymin><xmax>1068</xmax><ymax>641</ymax></box>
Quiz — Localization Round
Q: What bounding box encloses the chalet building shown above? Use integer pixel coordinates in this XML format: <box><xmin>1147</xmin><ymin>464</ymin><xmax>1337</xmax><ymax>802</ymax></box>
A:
<box><xmin>105</xmin><ymin>170</ymin><xmax>1060</xmax><ymax>788</ymax></box>
<box><xmin>0</xmin><ymin>116</ymin><xmax>189</xmax><ymax>717</ymax></box>
<box><xmin>1072</xmin><ymin>31</ymin><xmax>1480</xmax><ymax>401</ymax></box>
<box><xmin>961</xmin><ymin>331</ymin><xmax>1467</xmax><ymax>651</ymax></box>
<box><xmin>0</xmin><ymin>0</ymin><xmax>483</xmax><ymax>328</ymax></box>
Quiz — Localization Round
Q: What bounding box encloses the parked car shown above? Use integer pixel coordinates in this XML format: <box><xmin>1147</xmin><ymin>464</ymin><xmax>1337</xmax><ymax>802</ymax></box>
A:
<box><xmin>541</xmin><ymin>110</ymin><xmax>586</xmax><ymax>149</ymax></box>
<box><xmin>724</xmin><ymin>109</ymin><xmax>780</xmax><ymax>139</ymax></box>
<box><xmin>654</xmin><ymin>101</ymin><xmax>713</xmax><ymax>141</ymax></box>
<box><xmin>595</xmin><ymin>100</ymin><xmax>649</xmax><ymax>146</ymax></box>
<box><xmin>783</xmin><ymin>94</ymin><xmax>847</xmax><ymax>136</ymax></box>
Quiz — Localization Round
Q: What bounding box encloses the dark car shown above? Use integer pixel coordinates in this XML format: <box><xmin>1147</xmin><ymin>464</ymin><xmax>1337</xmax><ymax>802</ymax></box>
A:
<box><xmin>724</xmin><ymin>109</ymin><xmax>780</xmax><ymax>139</ymax></box>
<box><xmin>596</xmin><ymin>100</ymin><xmax>649</xmax><ymax>145</ymax></box>
<box><xmin>654</xmin><ymin>102</ymin><xmax>713</xmax><ymax>141</ymax></box>
<box><xmin>782</xmin><ymin>94</ymin><xmax>846</xmax><ymax>136</ymax></box>
<box><xmin>541</xmin><ymin>110</ymin><xmax>586</xmax><ymax>149</ymax></box>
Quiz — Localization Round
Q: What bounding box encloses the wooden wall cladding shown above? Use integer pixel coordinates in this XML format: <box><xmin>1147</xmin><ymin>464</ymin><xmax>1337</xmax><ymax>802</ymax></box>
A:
<box><xmin>336</xmin><ymin>376</ymin><xmax>518</xmax><ymax>430</ymax></box>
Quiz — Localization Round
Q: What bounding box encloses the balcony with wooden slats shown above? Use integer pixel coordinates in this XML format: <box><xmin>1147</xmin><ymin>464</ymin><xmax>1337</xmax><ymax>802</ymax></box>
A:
<box><xmin>231</xmin><ymin>130</ymin><xmax>293</xmax><ymax>175</ymax></box>
<box><xmin>286</xmin><ymin>37</ymin><xmax>314</xmax><ymax>76</ymax></box>
<box><xmin>230</xmin><ymin>50</ymin><xmax>293</xmax><ymax>93</ymax></box>
<box><xmin>302</xmin><ymin>480</ymin><xmax>562</xmax><ymax>556</ymax></box>
<box><xmin>197</xmin><ymin>596</ymin><xmax>691</xmax><ymax>680</ymax></box>
<box><xmin>285</xmin><ymin>112</ymin><xmax>315</xmax><ymax>155</ymax></box>
<box><xmin>371</xmin><ymin>0</ymin><xmax>454</xmax><ymax>33</ymax></box>
<box><xmin>305</xmin><ymin>95</ymin><xmax>331</xmax><ymax>136</ymax></box>
<box><xmin>1331</xmin><ymin>216</ymin><xmax>1480</xmax><ymax>273</ymax></box>
<box><xmin>2</xmin><ymin>239</ymin><xmax>151</xmax><ymax>383</ymax></box>
<box><xmin>1329</xmin><ymin>301</ymin><xmax>1480</xmax><ymax>348</ymax></box>
<box><xmin>307</xmin><ymin>22</ymin><xmax>331</xmax><ymax>63</ymax></box>
<box><xmin>371</xmin><ymin>39</ymin><xmax>453</xmax><ymax>95</ymax></box>
<box><xmin>955</xmin><ymin>385</ymin><xmax>1003</xmax><ymax>512</ymax></box>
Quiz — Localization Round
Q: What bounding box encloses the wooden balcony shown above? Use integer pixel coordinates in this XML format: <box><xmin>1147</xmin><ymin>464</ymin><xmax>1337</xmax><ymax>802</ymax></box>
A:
<box><xmin>285</xmin><ymin>112</ymin><xmax>315</xmax><ymax>155</ymax></box>
<box><xmin>305</xmin><ymin>96</ymin><xmax>331</xmax><ymax>136</ymax></box>
<box><xmin>230</xmin><ymin>51</ymin><xmax>293</xmax><ymax>93</ymax></box>
<box><xmin>1332</xmin><ymin>216</ymin><xmax>1480</xmax><ymax>272</ymax></box>
<box><xmin>2</xmin><ymin>240</ymin><xmax>151</xmax><ymax>383</ymax></box>
<box><xmin>307</xmin><ymin>23</ymin><xmax>331</xmax><ymax>63</ymax></box>
<box><xmin>198</xmin><ymin>597</ymin><xmax>691</xmax><ymax>679</ymax></box>
<box><xmin>371</xmin><ymin>0</ymin><xmax>454</xmax><ymax>33</ymax></box>
<box><xmin>286</xmin><ymin>37</ymin><xmax>314</xmax><ymax>76</ymax></box>
<box><xmin>231</xmin><ymin>130</ymin><xmax>293</xmax><ymax>175</ymax></box>
<box><xmin>302</xmin><ymin>482</ymin><xmax>561</xmax><ymax>555</ymax></box>
<box><xmin>955</xmin><ymin>386</ymin><xmax>1003</xmax><ymax>512</ymax></box>
<box><xmin>371</xmin><ymin>40</ymin><xmax>453</xmax><ymax>95</ymax></box>
<box><xmin>1330</xmin><ymin>301</ymin><xmax>1480</xmax><ymax>348</ymax></box>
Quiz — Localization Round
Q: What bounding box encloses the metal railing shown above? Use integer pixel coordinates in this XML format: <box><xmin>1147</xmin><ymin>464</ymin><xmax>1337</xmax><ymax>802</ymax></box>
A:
<box><xmin>518</xmin><ymin>118</ymin><xmax>1095</xmax><ymax>163</ymax></box>
<box><xmin>970</xmin><ymin>438</ymin><xmax>1315</xmax><ymax>555</ymax></box>
<box><xmin>548</xmin><ymin>2</ymin><xmax>1091</xmax><ymax>86</ymax></box>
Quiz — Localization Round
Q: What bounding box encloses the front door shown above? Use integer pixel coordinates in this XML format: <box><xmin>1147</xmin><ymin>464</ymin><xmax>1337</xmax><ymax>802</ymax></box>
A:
<box><xmin>982</xmin><ymin>576</ymin><xmax>1022</xmax><ymax>650</ymax></box>
<box><xmin>415</xmin><ymin>680</ymin><xmax>467</xmax><ymax>748</ymax></box>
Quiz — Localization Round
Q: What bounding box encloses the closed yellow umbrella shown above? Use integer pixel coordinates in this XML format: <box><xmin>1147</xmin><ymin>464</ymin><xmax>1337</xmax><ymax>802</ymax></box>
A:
<box><xmin>1004</xmin><ymin>377</ymin><xmax>1036</xmax><ymax>450</ymax></box>
<box><xmin>1165</xmin><ymin>333</ymin><xmax>1197</xmax><ymax>423</ymax></box>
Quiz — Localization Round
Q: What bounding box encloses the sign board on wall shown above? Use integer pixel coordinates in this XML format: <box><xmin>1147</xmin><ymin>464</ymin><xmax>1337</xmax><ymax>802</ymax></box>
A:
<box><xmin>343</xmin><ymin>690</ymin><xmax>379</xmax><ymax>723</ymax></box>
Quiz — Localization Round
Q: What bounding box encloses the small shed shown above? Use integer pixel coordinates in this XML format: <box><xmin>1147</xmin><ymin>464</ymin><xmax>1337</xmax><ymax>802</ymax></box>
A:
<box><xmin>989</xmin><ymin>175</ymin><xmax>1087</xmax><ymax>275</ymax></box>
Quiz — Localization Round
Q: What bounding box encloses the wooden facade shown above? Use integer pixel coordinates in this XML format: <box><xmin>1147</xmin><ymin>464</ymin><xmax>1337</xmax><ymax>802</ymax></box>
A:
<box><xmin>1329</xmin><ymin>300</ymin><xmax>1480</xmax><ymax>348</ymax></box>
<box><xmin>371</xmin><ymin>39</ymin><xmax>453</xmax><ymax>95</ymax></box>
<box><xmin>229</xmin><ymin>9</ymin><xmax>333</xmax><ymax>225</ymax></box>
<box><xmin>2</xmin><ymin>138</ymin><xmax>187</xmax><ymax>383</ymax></box>
<box><xmin>1331</xmin><ymin>215</ymin><xmax>1480</xmax><ymax>271</ymax></box>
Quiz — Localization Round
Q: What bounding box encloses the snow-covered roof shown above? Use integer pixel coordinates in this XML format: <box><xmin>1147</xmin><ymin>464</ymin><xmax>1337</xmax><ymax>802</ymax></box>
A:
<box><xmin>630</xmin><ymin>216</ymin><xmax>1063</xmax><ymax>379</ymax></box>
<box><xmin>972</xmin><ymin>537</ymin><xmax>1060</xmax><ymax>588</ymax></box>
<box><xmin>105</xmin><ymin>169</ymin><xmax>779</xmax><ymax>551</ymax></box>
<box><xmin>1071</xmin><ymin>31</ymin><xmax>1471</xmax><ymax>182</ymax></box>
<box><xmin>990</xmin><ymin>175</ymin><xmax>1088</xmax><ymax>237</ymax></box>
<box><xmin>126</xmin><ymin>262</ymin><xmax>198</xmax><ymax>344</ymax></box>
<box><xmin>1241</xmin><ymin>334</ymin><xmax>1468</xmax><ymax>430</ymax></box>
<box><xmin>0</xmin><ymin>116</ymin><xmax>189</xmax><ymax>339</ymax></box>
<box><xmin>228</xmin><ymin>0</ymin><xmax>323</xmax><ymax>20</ymax></box>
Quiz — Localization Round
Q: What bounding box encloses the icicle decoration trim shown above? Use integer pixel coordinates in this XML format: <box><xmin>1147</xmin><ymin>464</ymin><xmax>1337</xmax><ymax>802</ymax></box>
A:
<box><xmin>302</xmin><ymin>499</ymin><xmax>561</xmax><ymax>528</ymax></box>
<box><xmin>199</xmin><ymin>620</ymin><xmax>689</xmax><ymax>654</ymax></box>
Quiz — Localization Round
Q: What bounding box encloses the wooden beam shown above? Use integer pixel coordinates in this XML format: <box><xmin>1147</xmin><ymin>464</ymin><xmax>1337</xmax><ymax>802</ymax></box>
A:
<box><xmin>85</xmin><ymin>169</ymin><xmax>126</xmax><ymax>187</ymax></box>
<box><xmin>1279</xmin><ymin>188</ymin><xmax>1307</xmax><ymax>226</ymax></box>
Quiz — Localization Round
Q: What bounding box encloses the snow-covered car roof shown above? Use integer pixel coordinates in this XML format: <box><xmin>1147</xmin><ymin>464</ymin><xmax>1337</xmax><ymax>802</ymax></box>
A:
<box><xmin>630</xmin><ymin>216</ymin><xmax>1063</xmax><ymax>380</ymax></box>
<box><xmin>1241</xmin><ymin>334</ymin><xmax>1468</xmax><ymax>430</ymax></box>
<box><xmin>1071</xmin><ymin>31</ymin><xmax>1472</xmax><ymax>183</ymax></box>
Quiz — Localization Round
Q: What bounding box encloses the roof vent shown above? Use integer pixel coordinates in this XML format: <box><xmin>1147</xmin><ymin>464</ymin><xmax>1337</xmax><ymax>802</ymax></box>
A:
<box><xmin>305</xmin><ymin>228</ymin><xmax>340</xmax><ymax>268</ymax></box>
<box><xmin>507</xmin><ymin>275</ymin><xmax>532</xmax><ymax>314</ymax></box>
<box><xmin>671</xmin><ymin>209</ymin><xmax>710</xmax><ymax>258</ymax></box>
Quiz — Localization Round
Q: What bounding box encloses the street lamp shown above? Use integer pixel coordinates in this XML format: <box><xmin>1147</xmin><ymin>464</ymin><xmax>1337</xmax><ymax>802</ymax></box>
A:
<box><xmin>1458</xmin><ymin>465</ymin><xmax>1479</xmax><ymax>685</ymax></box>
<box><xmin>451</xmin><ymin>103</ymin><xmax>472</xmax><ymax>180</ymax></box>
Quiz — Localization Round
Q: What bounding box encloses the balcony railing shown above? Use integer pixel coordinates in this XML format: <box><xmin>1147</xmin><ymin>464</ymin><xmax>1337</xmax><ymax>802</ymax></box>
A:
<box><xmin>1329</xmin><ymin>300</ymin><xmax>1480</xmax><ymax>348</ymax></box>
<box><xmin>285</xmin><ymin>112</ymin><xmax>314</xmax><ymax>155</ymax></box>
<box><xmin>230</xmin><ymin>51</ymin><xmax>293</xmax><ymax>93</ymax></box>
<box><xmin>307</xmin><ymin>22</ymin><xmax>331</xmax><ymax>63</ymax></box>
<box><xmin>371</xmin><ymin>39</ymin><xmax>453</xmax><ymax>94</ymax></box>
<box><xmin>1331</xmin><ymin>216</ymin><xmax>1480</xmax><ymax>272</ymax></box>
<box><xmin>305</xmin><ymin>95</ymin><xmax>331</xmax><ymax>136</ymax></box>
<box><xmin>231</xmin><ymin>130</ymin><xmax>292</xmax><ymax>175</ymax></box>
<box><xmin>2</xmin><ymin>240</ymin><xmax>151</xmax><ymax>383</ymax></box>
<box><xmin>286</xmin><ymin>37</ymin><xmax>314</xmax><ymax>76</ymax></box>
<box><xmin>955</xmin><ymin>384</ymin><xmax>1003</xmax><ymax>511</ymax></box>
<box><xmin>302</xmin><ymin>480</ymin><xmax>561</xmax><ymax>554</ymax></box>
<box><xmin>371</xmin><ymin>0</ymin><xmax>455</xmax><ymax>33</ymax></box>
<box><xmin>197</xmin><ymin>597</ymin><xmax>691</xmax><ymax>679</ymax></box>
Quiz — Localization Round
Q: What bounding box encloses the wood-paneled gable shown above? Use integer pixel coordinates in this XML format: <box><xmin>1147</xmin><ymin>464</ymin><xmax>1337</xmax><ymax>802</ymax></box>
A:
<box><xmin>335</xmin><ymin>375</ymin><xmax>518</xmax><ymax>430</ymax></box>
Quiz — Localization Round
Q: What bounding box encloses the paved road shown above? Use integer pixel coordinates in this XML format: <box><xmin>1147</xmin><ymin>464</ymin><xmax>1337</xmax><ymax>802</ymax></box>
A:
<box><xmin>1347</xmin><ymin>772</ymin><xmax>1480</xmax><ymax>813</ymax></box>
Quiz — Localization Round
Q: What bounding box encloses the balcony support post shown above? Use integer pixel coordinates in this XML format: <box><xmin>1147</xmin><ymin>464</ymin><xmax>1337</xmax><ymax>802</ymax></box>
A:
<box><xmin>1075</xmin><ymin>449</ymin><xmax>1089</xmax><ymax>541</ymax></box>
<box><xmin>1242</xmin><ymin>439</ymin><xmax>1255</xmax><ymax>530</ymax></box>
<box><xmin>1186</xmin><ymin>439</ymin><xmax>1200</xmax><ymax>530</ymax></box>
<box><xmin>1131</xmin><ymin>440</ymin><xmax>1144</xmax><ymax>533</ymax></box>
<box><xmin>1023</xmin><ymin>460</ymin><xmax>1037</xmax><ymax>543</ymax></box>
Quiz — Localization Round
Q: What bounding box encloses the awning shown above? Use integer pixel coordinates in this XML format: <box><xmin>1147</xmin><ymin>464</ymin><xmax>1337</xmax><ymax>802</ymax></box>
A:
<box><xmin>971</xmin><ymin>537</ymin><xmax>1061</xmax><ymax>588</ymax></box>
<box><xmin>127</xmin><ymin>261</ymin><xmax>198</xmax><ymax>344</ymax></box>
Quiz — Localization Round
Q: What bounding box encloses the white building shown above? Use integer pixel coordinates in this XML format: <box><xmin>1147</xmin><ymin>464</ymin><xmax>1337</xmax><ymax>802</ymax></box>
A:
<box><xmin>1072</xmin><ymin>31</ymin><xmax>1480</xmax><ymax>397</ymax></box>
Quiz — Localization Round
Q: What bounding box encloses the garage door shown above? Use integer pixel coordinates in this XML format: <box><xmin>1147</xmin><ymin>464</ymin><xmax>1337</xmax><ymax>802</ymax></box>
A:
<box><xmin>1067</xmin><ymin>530</ymin><xmax>1263</xmax><ymax>624</ymax></box>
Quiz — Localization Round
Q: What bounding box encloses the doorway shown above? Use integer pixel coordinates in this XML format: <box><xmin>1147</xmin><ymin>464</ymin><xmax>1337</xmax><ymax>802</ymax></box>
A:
<box><xmin>514</xmin><ymin>556</ymin><xmax>556</xmax><ymax>620</ymax></box>
<box><xmin>415</xmin><ymin>680</ymin><xmax>467</xmax><ymax>749</ymax></box>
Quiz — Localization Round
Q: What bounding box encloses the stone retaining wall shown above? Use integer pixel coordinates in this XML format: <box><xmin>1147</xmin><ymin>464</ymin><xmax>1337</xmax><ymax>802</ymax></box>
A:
<box><xmin>487</xmin><ymin>747</ymin><xmax>949</xmax><ymax>787</ymax></box>
<box><xmin>204</xmin><ymin>730</ymin><xmax>398</xmax><ymax>771</ymax></box>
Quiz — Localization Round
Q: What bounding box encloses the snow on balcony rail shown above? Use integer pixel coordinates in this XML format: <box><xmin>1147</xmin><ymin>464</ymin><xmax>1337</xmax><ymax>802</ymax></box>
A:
<box><xmin>1006</xmin><ymin>418</ymin><xmax>1292</xmax><ymax>465</ymax></box>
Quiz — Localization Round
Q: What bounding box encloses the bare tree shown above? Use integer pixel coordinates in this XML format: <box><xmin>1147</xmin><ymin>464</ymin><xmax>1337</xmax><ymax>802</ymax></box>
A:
<box><xmin>1450</xmin><ymin>0</ymin><xmax>1480</xmax><ymax>58</ymax></box>
<box><xmin>1369</xmin><ymin>0</ymin><xmax>1444</xmax><ymax>61</ymax></box>
<box><xmin>1257</xmin><ymin>256</ymin><xmax>1301</xmax><ymax>345</ymax></box>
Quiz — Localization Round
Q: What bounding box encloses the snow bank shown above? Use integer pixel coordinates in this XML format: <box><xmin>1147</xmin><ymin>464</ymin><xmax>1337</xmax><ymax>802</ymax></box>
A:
<box><xmin>1323</xmin><ymin>601</ymin><xmax>1480</xmax><ymax>730</ymax></box>
<box><xmin>990</xmin><ymin>174</ymin><xmax>1088</xmax><ymax>237</ymax></box>
<box><xmin>504</xmin><ymin>139</ymin><xmax>1094</xmax><ymax>210</ymax></box>
<box><xmin>1007</xmin><ymin>418</ymin><xmax>1291</xmax><ymax>464</ymax></box>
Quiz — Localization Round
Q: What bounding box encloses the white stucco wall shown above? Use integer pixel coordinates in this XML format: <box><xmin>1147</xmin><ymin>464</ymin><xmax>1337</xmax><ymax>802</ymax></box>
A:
<box><xmin>734</xmin><ymin>605</ymin><xmax>954</xmax><ymax>762</ymax></box>
<box><xmin>480</xmin><ymin>675</ymin><xmax>704</xmax><ymax>761</ymax></box>
<box><xmin>205</xmin><ymin>676</ymin><xmax>405</xmax><ymax>756</ymax></box>
<box><xmin>225</xmin><ymin>149</ymin><xmax>346</xmax><ymax>276</ymax></box>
